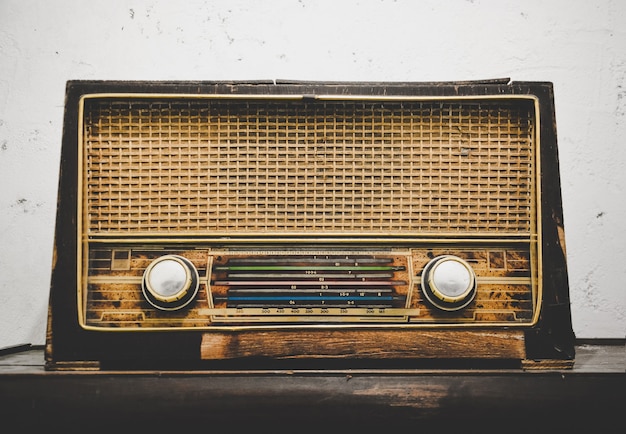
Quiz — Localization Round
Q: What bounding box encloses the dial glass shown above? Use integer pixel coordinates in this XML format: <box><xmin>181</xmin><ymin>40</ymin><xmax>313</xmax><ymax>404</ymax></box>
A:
<box><xmin>431</xmin><ymin>260</ymin><xmax>473</xmax><ymax>298</ymax></box>
<box><xmin>145</xmin><ymin>258</ymin><xmax>188</xmax><ymax>298</ymax></box>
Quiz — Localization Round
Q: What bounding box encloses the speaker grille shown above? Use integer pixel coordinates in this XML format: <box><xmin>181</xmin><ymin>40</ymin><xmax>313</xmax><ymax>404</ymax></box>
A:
<box><xmin>82</xmin><ymin>97</ymin><xmax>535</xmax><ymax>235</ymax></box>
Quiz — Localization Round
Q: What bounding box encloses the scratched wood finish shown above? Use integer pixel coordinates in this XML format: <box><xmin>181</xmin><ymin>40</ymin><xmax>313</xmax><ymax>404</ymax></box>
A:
<box><xmin>201</xmin><ymin>329</ymin><xmax>526</xmax><ymax>360</ymax></box>
<box><xmin>1</xmin><ymin>345</ymin><xmax>623</xmax><ymax>431</ymax></box>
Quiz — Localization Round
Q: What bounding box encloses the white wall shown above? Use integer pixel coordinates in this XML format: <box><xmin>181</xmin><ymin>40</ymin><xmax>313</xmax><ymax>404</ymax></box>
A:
<box><xmin>0</xmin><ymin>0</ymin><xmax>624</xmax><ymax>347</ymax></box>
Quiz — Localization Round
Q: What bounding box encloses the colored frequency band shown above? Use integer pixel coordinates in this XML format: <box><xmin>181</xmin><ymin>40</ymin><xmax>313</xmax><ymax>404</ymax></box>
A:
<box><xmin>212</xmin><ymin>256</ymin><xmax>407</xmax><ymax>308</ymax></box>
<box><xmin>217</xmin><ymin>291</ymin><xmax>402</xmax><ymax>307</ymax></box>
<box><xmin>214</xmin><ymin>266</ymin><xmax>405</xmax><ymax>272</ymax></box>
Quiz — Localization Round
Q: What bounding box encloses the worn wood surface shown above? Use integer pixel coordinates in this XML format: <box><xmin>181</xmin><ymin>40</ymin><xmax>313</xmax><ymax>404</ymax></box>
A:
<box><xmin>200</xmin><ymin>329</ymin><xmax>527</xmax><ymax>360</ymax></box>
<box><xmin>1</xmin><ymin>343</ymin><xmax>622</xmax><ymax>432</ymax></box>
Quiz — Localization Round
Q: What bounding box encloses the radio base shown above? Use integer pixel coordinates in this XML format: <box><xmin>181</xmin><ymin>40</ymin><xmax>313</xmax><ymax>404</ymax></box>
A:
<box><xmin>200</xmin><ymin>329</ymin><xmax>527</xmax><ymax>362</ymax></box>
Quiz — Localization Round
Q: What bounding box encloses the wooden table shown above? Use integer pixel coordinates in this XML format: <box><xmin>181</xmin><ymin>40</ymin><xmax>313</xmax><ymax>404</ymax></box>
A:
<box><xmin>1</xmin><ymin>342</ymin><xmax>623</xmax><ymax>433</ymax></box>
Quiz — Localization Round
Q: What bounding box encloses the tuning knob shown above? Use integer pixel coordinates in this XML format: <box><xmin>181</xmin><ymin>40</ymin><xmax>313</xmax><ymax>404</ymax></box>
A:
<box><xmin>421</xmin><ymin>255</ymin><xmax>477</xmax><ymax>311</ymax></box>
<box><xmin>142</xmin><ymin>255</ymin><xmax>199</xmax><ymax>310</ymax></box>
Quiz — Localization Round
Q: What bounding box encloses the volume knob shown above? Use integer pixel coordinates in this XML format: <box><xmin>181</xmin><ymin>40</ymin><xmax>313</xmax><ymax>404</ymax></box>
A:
<box><xmin>421</xmin><ymin>255</ymin><xmax>477</xmax><ymax>311</ymax></box>
<box><xmin>142</xmin><ymin>255</ymin><xmax>199</xmax><ymax>310</ymax></box>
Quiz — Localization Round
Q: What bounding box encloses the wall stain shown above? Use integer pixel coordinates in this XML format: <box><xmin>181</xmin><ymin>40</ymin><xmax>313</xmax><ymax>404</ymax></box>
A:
<box><xmin>11</xmin><ymin>198</ymin><xmax>42</xmax><ymax>214</ymax></box>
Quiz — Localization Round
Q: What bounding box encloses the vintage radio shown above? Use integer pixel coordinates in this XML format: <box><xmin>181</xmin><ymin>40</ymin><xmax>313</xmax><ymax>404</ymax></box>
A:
<box><xmin>45</xmin><ymin>79</ymin><xmax>575</xmax><ymax>370</ymax></box>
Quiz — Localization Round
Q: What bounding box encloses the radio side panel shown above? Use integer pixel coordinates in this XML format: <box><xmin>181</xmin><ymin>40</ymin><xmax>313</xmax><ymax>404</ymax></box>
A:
<box><xmin>522</xmin><ymin>83</ymin><xmax>575</xmax><ymax>362</ymax></box>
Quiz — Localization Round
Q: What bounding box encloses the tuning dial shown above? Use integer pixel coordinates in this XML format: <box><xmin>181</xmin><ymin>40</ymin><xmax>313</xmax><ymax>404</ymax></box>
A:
<box><xmin>142</xmin><ymin>255</ymin><xmax>199</xmax><ymax>310</ymax></box>
<box><xmin>421</xmin><ymin>255</ymin><xmax>477</xmax><ymax>311</ymax></box>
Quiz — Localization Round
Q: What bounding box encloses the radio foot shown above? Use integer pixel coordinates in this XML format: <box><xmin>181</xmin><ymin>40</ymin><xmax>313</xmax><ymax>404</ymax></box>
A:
<box><xmin>44</xmin><ymin>360</ymin><xmax>101</xmax><ymax>371</ymax></box>
<box><xmin>521</xmin><ymin>359</ymin><xmax>574</xmax><ymax>370</ymax></box>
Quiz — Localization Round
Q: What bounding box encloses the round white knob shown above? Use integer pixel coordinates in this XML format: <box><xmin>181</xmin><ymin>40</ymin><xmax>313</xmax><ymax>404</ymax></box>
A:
<box><xmin>421</xmin><ymin>255</ymin><xmax>477</xmax><ymax>311</ymax></box>
<box><xmin>142</xmin><ymin>255</ymin><xmax>199</xmax><ymax>310</ymax></box>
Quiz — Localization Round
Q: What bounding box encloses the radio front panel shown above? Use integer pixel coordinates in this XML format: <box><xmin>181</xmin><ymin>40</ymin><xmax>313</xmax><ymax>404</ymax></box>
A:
<box><xmin>78</xmin><ymin>93</ymin><xmax>541</xmax><ymax>331</ymax></box>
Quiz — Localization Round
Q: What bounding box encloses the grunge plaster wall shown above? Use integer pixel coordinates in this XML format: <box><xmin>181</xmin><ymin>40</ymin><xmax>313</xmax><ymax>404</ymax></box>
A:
<box><xmin>1</xmin><ymin>0</ymin><xmax>624</xmax><ymax>347</ymax></box>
